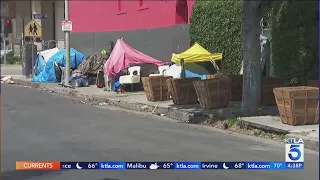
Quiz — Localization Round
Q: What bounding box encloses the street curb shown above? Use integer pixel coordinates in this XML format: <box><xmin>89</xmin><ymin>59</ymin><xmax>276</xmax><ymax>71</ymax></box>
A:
<box><xmin>13</xmin><ymin>78</ymin><xmax>41</xmax><ymax>89</ymax></box>
<box><xmin>41</xmin><ymin>84</ymin><xmax>195</xmax><ymax>122</ymax></box>
<box><xmin>286</xmin><ymin>133</ymin><xmax>319</xmax><ymax>151</ymax></box>
<box><xmin>12</xmin><ymin>79</ymin><xmax>195</xmax><ymax>122</ymax></box>
<box><xmin>240</xmin><ymin>120</ymin><xmax>289</xmax><ymax>134</ymax></box>
<box><xmin>241</xmin><ymin>119</ymin><xmax>319</xmax><ymax>152</ymax></box>
<box><xmin>11</xmin><ymin>78</ymin><xmax>319</xmax><ymax>151</ymax></box>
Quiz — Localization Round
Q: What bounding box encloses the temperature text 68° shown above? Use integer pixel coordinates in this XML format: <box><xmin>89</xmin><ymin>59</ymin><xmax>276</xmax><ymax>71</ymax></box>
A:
<box><xmin>234</xmin><ymin>163</ymin><xmax>245</xmax><ymax>169</ymax></box>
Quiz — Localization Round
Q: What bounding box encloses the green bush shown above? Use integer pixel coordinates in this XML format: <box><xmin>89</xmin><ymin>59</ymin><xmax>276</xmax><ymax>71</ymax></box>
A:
<box><xmin>190</xmin><ymin>0</ymin><xmax>318</xmax><ymax>83</ymax></box>
<box><xmin>2</xmin><ymin>52</ymin><xmax>21</xmax><ymax>65</ymax></box>
<box><xmin>271</xmin><ymin>1</ymin><xmax>318</xmax><ymax>85</ymax></box>
<box><xmin>190</xmin><ymin>0</ymin><xmax>243</xmax><ymax>74</ymax></box>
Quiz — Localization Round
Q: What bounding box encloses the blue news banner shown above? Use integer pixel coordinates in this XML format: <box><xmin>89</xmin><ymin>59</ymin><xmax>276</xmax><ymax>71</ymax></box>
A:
<box><xmin>60</xmin><ymin>162</ymin><xmax>304</xmax><ymax>170</ymax></box>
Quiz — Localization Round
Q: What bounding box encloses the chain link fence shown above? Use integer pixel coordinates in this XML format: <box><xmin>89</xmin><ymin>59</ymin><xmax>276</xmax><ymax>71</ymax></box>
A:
<box><xmin>43</xmin><ymin>39</ymin><xmax>65</xmax><ymax>50</ymax></box>
<box><xmin>41</xmin><ymin>40</ymin><xmax>57</xmax><ymax>51</ymax></box>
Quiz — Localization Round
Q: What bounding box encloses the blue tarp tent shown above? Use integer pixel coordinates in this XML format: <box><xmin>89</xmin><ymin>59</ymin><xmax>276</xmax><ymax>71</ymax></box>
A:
<box><xmin>34</xmin><ymin>55</ymin><xmax>46</xmax><ymax>76</ymax></box>
<box><xmin>183</xmin><ymin>62</ymin><xmax>209</xmax><ymax>80</ymax></box>
<box><xmin>32</xmin><ymin>48</ymin><xmax>85</xmax><ymax>82</ymax></box>
<box><xmin>165</xmin><ymin>62</ymin><xmax>210</xmax><ymax>80</ymax></box>
<box><xmin>34</xmin><ymin>48</ymin><xmax>60</xmax><ymax>76</ymax></box>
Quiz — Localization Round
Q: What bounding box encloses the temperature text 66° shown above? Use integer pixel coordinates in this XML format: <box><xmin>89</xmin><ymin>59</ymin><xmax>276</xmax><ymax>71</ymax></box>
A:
<box><xmin>87</xmin><ymin>163</ymin><xmax>99</xmax><ymax>169</ymax></box>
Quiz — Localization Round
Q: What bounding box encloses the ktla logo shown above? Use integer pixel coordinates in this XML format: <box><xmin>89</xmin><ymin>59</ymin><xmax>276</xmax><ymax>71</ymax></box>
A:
<box><xmin>285</xmin><ymin>138</ymin><xmax>304</xmax><ymax>162</ymax></box>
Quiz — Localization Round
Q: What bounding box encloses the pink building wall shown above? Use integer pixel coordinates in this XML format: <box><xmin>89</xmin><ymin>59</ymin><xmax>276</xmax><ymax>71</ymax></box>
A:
<box><xmin>69</xmin><ymin>0</ymin><xmax>195</xmax><ymax>33</ymax></box>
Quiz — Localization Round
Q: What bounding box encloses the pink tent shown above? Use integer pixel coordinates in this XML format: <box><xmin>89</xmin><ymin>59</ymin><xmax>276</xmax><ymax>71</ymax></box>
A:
<box><xmin>104</xmin><ymin>38</ymin><xmax>165</xmax><ymax>77</ymax></box>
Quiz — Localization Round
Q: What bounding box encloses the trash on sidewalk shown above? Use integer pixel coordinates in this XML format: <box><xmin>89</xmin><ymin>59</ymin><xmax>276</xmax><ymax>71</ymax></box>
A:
<box><xmin>73</xmin><ymin>54</ymin><xmax>107</xmax><ymax>88</ymax></box>
<box><xmin>1</xmin><ymin>76</ymin><xmax>15</xmax><ymax>84</ymax></box>
<box><xmin>69</xmin><ymin>73</ymin><xmax>89</xmax><ymax>87</ymax></box>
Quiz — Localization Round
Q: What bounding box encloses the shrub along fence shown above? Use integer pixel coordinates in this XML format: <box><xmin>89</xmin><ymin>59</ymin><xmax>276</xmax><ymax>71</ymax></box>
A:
<box><xmin>190</xmin><ymin>0</ymin><xmax>318</xmax><ymax>85</ymax></box>
<box><xmin>271</xmin><ymin>0</ymin><xmax>318</xmax><ymax>85</ymax></box>
<box><xmin>190</xmin><ymin>0</ymin><xmax>243</xmax><ymax>74</ymax></box>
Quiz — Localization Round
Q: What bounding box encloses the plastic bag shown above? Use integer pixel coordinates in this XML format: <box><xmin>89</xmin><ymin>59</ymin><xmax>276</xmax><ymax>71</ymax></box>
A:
<box><xmin>70</xmin><ymin>75</ymin><xmax>89</xmax><ymax>87</ymax></box>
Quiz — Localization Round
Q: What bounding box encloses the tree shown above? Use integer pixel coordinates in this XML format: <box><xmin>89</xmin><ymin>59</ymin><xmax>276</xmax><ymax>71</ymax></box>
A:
<box><xmin>241</xmin><ymin>0</ymin><xmax>278</xmax><ymax>115</ymax></box>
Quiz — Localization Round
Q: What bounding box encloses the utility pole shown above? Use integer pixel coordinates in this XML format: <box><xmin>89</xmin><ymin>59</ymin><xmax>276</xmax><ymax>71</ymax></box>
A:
<box><xmin>64</xmin><ymin>0</ymin><xmax>70</xmax><ymax>85</ymax></box>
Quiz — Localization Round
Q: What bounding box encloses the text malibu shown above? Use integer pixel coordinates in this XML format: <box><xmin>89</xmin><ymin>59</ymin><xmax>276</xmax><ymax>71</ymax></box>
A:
<box><xmin>127</xmin><ymin>163</ymin><xmax>147</xmax><ymax>169</ymax></box>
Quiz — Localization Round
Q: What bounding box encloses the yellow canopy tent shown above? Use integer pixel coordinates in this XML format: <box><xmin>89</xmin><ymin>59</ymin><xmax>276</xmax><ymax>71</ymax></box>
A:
<box><xmin>171</xmin><ymin>43</ymin><xmax>223</xmax><ymax>64</ymax></box>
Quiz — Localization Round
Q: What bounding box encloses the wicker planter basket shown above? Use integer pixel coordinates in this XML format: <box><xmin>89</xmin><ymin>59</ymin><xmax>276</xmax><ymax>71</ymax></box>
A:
<box><xmin>308</xmin><ymin>80</ymin><xmax>318</xmax><ymax>87</ymax></box>
<box><xmin>193</xmin><ymin>77</ymin><xmax>231</xmax><ymax>109</ymax></box>
<box><xmin>166</xmin><ymin>77</ymin><xmax>200</xmax><ymax>105</ymax></box>
<box><xmin>206</xmin><ymin>74</ymin><xmax>242</xmax><ymax>101</ymax></box>
<box><xmin>261</xmin><ymin>77</ymin><xmax>285</xmax><ymax>105</ymax></box>
<box><xmin>206</xmin><ymin>75</ymin><xmax>285</xmax><ymax>105</ymax></box>
<box><xmin>206</xmin><ymin>73</ymin><xmax>229</xmax><ymax>79</ymax></box>
<box><xmin>229</xmin><ymin>75</ymin><xmax>243</xmax><ymax>101</ymax></box>
<box><xmin>205</xmin><ymin>74</ymin><xmax>216</xmax><ymax>79</ymax></box>
<box><xmin>142</xmin><ymin>76</ymin><xmax>173</xmax><ymax>102</ymax></box>
<box><xmin>274</xmin><ymin>86</ymin><xmax>319</xmax><ymax>126</ymax></box>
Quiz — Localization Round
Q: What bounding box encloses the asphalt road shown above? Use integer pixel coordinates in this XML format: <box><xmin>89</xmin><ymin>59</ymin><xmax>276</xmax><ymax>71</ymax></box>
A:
<box><xmin>1</xmin><ymin>85</ymin><xmax>319</xmax><ymax>180</ymax></box>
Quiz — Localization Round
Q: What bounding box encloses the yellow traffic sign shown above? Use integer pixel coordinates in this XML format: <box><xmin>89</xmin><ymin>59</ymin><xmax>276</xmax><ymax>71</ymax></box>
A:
<box><xmin>24</xmin><ymin>19</ymin><xmax>42</xmax><ymax>38</ymax></box>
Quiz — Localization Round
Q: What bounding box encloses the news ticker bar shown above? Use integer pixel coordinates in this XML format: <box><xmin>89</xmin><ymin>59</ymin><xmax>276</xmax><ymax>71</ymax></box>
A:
<box><xmin>16</xmin><ymin>161</ymin><xmax>304</xmax><ymax>170</ymax></box>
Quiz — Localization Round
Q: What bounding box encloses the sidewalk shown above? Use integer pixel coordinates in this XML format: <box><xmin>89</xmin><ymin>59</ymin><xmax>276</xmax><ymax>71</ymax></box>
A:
<box><xmin>10</xmin><ymin>77</ymin><xmax>319</xmax><ymax>151</ymax></box>
<box><xmin>12</xmin><ymin>77</ymin><xmax>279</xmax><ymax>121</ymax></box>
<box><xmin>1</xmin><ymin>65</ymin><xmax>22</xmax><ymax>76</ymax></box>
<box><xmin>241</xmin><ymin>116</ymin><xmax>318</xmax><ymax>151</ymax></box>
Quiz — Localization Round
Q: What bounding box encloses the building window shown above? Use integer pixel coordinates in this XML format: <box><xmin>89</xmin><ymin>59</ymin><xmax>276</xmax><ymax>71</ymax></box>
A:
<box><xmin>175</xmin><ymin>0</ymin><xmax>188</xmax><ymax>24</ymax></box>
<box><xmin>117</xmin><ymin>0</ymin><xmax>127</xmax><ymax>15</ymax></box>
<box><xmin>118</xmin><ymin>0</ymin><xmax>122</xmax><ymax>12</ymax></box>
<box><xmin>138</xmin><ymin>0</ymin><xmax>149</xmax><ymax>11</ymax></box>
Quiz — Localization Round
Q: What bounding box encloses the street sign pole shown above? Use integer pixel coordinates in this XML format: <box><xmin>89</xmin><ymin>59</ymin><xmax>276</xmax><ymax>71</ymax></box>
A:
<box><xmin>20</xmin><ymin>12</ymin><xmax>26</xmax><ymax>46</ymax></box>
<box><xmin>64</xmin><ymin>0</ymin><xmax>70</xmax><ymax>85</ymax></box>
<box><xmin>3</xmin><ymin>37</ymin><xmax>7</xmax><ymax>67</ymax></box>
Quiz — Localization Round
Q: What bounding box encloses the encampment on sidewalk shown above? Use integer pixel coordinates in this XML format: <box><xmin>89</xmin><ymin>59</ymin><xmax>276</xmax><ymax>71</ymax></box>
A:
<box><xmin>103</xmin><ymin>38</ymin><xmax>165</xmax><ymax>92</ymax></box>
<box><xmin>6</xmin><ymin>38</ymin><xmax>319</xmax><ymax>151</ymax></box>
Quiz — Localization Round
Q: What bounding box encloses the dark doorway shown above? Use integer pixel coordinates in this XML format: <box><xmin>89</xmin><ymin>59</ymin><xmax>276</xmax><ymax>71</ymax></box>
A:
<box><xmin>175</xmin><ymin>0</ymin><xmax>188</xmax><ymax>24</ymax></box>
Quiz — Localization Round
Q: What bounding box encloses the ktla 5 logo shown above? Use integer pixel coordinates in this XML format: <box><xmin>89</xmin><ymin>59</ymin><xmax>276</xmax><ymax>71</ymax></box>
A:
<box><xmin>285</xmin><ymin>138</ymin><xmax>304</xmax><ymax>162</ymax></box>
